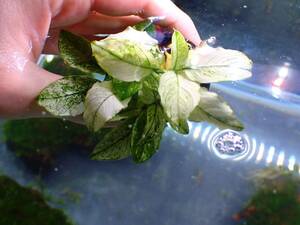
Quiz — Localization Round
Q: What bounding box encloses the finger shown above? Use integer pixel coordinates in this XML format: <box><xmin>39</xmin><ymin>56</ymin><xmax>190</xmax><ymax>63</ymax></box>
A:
<box><xmin>43</xmin><ymin>13</ymin><xmax>142</xmax><ymax>54</ymax></box>
<box><xmin>67</xmin><ymin>12</ymin><xmax>142</xmax><ymax>35</ymax></box>
<box><xmin>92</xmin><ymin>0</ymin><xmax>201</xmax><ymax>45</ymax></box>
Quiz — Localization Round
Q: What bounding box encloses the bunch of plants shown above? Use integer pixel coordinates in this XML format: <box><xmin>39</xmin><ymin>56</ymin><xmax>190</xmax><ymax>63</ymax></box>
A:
<box><xmin>38</xmin><ymin>20</ymin><xmax>252</xmax><ymax>163</ymax></box>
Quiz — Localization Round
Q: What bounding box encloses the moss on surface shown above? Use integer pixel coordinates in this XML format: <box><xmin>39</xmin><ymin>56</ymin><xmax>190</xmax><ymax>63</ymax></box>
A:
<box><xmin>3</xmin><ymin>118</ymin><xmax>96</xmax><ymax>171</ymax></box>
<box><xmin>234</xmin><ymin>167</ymin><xmax>300</xmax><ymax>225</ymax></box>
<box><xmin>0</xmin><ymin>175</ymin><xmax>74</xmax><ymax>225</ymax></box>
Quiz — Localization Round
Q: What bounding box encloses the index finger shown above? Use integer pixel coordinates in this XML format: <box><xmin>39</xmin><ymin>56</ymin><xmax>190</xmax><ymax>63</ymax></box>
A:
<box><xmin>92</xmin><ymin>0</ymin><xmax>201</xmax><ymax>45</ymax></box>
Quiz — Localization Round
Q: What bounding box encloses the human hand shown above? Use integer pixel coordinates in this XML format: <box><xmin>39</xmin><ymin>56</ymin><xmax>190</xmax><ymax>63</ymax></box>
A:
<box><xmin>0</xmin><ymin>0</ymin><xmax>200</xmax><ymax>118</ymax></box>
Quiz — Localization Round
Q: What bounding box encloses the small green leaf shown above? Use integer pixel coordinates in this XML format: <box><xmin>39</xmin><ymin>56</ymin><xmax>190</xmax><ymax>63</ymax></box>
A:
<box><xmin>83</xmin><ymin>81</ymin><xmax>129</xmax><ymax>132</ymax></box>
<box><xmin>189</xmin><ymin>88</ymin><xmax>244</xmax><ymax>131</ymax></box>
<box><xmin>158</xmin><ymin>71</ymin><xmax>200</xmax><ymax>134</ymax></box>
<box><xmin>91</xmin><ymin>36</ymin><xmax>164</xmax><ymax>81</ymax></box>
<box><xmin>59</xmin><ymin>30</ymin><xmax>104</xmax><ymax>74</ymax></box>
<box><xmin>171</xmin><ymin>30</ymin><xmax>189</xmax><ymax>71</ymax></box>
<box><xmin>139</xmin><ymin>72</ymin><xmax>160</xmax><ymax>104</ymax></box>
<box><xmin>133</xmin><ymin>19</ymin><xmax>155</xmax><ymax>33</ymax></box>
<box><xmin>111</xmin><ymin>94</ymin><xmax>144</xmax><ymax>122</ymax></box>
<box><xmin>91</xmin><ymin>120</ymin><xmax>134</xmax><ymax>160</ymax></box>
<box><xmin>112</xmin><ymin>79</ymin><xmax>141</xmax><ymax>100</ymax></box>
<box><xmin>131</xmin><ymin>104</ymin><xmax>166</xmax><ymax>163</ymax></box>
<box><xmin>38</xmin><ymin>76</ymin><xmax>95</xmax><ymax>116</ymax></box>
<box><xmin>180</xmin><ymin>44</ymin><xmax>252</xmax><ymax>83</ymax></box>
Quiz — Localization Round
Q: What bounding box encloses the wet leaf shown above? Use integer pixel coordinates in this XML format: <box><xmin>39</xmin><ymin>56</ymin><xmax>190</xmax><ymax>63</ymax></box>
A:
<box><xmin>91</xmin><ymin>29</ymin><xmax>164</xmax><ymax>81</ymax></box>
<box><xmin>83</xmin><ymin>81</ymin><xmax>129</xmax><ymax>132</ymax></box>
<box><xmin>91</xmin><ymin>120</ymin><xmax>134</xmax><ymax>160</ymax></box>
<box><xmin>133</xmin><ymin>19</ymin><xmax>156</xmax><ymax>35</ymax></box>
<box><xmin>139</xmin><ymin>72</ymin><xmax>160</xmax><ymax>104</ymax></box>
<box><xmin>170</xmin><ymin>30</ymin><xmax>189</xmax><ymax>70</ymax></box>
<box><xmin>131</xmin><ymin>104</ymin><xmax>166</xmax><ymax>163</ymax></box>
<box><xmin>189</xmin><ymin>88</ymin><xmax>244</xmax><ymax>131</ymax></box>
<box><xmin>180</xmin><ymin>44</ymin><xmax>252</xmax><ymax>83</ymax></box>
<box><xmin>112</xmin><ymin>79</ymin><xmax>141</xmax><ymax>101</ymax></box>
<box><xmin>58</xmin><ymin>30</ymin><xmax>104</xmax><ymax>74</ymax></box>
<box><xmin>158</xmin><ymin>71</ymin><xmax>200</xmax><ymax>134</ymax></box>
<box><xmin>38</xmin><ymin>76</ymin><xmax>95</xmax><ymax>116</ymax></box>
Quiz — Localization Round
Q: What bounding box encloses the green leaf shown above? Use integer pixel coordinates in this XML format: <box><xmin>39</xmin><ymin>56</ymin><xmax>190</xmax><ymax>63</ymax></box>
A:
<box><xmin>58</xmin><ymin>30</ymin><xmax>104</xmax><ymax>74</ymax></box>
<box><xmin>112</xmin><ymin>79</ymin><xmax>141</xmax><ymax>100</ymax></box>
<box><xmin>110</xmin><ymin>94</ymin><xmax>144</xmax><ymax>122</ymax></box>
<box><xmin>180</xmin><ymin>44</ymin><xmax>252</xmax><ymax>83</ymax></box>
<box><xmin>83</xmin><ymin>81</ymin><xmax>129</xmax><ymax>132</ymax></box>
<box><xmin>91</xmin><ymin>120</ymin><xmax>134</xmax><ymax>160</ymax></box>
<box><xmin>189</xmin><ymin>88</ymin><xmax>244</xmax><ymax>131</ymax></box>
<box><xmin>133</xmin><ymin>19</ymin><xmax>156</xmax><ymax>35</ymax></box>
<box><xmin>139</xmin><ymin>72</ymin><xmax>160</xmax><ymax>104</ymax></box>
<box><xmin>170</xmin><ymin>30</ymin><xmax>189</xmax><ymax>71</ymax></box>
<box><xmin>91</xmin><ymin>34</ymin><xmax>164</xmax><ymax>81</ymax></box>
<box><xmin>158</xmin><ymin>71</ymin><xmax>200</xmax><ymax>134</ymax></box>
<box><xmin>131</xmin><ymin>104</ymin><xmax>166</xmax><ymax>163</ymax></box>
<box><xmin>38</xmin><ymin>76</ymin><xmax>95</xmax><ymax>116</ymax></box>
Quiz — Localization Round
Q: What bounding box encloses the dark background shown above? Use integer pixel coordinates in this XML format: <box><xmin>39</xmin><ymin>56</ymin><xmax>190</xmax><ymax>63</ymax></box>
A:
<box><xmin>175</xmin><ymin>0</ymin><xmax>300</xmax><ymax>69</ymax></box>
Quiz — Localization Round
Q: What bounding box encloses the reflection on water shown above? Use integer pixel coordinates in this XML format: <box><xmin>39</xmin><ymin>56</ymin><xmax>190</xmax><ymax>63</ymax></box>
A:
<box><xmin>211</xmin><ymin>129</ymin><xmax>248</xmax><ymax>158</ymax></box>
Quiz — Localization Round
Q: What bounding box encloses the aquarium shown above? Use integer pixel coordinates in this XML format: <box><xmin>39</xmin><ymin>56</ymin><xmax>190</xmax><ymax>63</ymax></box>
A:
<box><xmin>1</xmin><ymin>0</ymin><xmax>300</xmax><ymax>224</ymax></box>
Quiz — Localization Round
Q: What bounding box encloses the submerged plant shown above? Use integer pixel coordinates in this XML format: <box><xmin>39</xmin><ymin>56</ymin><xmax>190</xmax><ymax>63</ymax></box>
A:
<box><xmin>38</xmin><ymin>20</ymin><xmax>252</xmax><ymax>163</ymax></box>
<box><xmin>233</xmin><ymin>167</ymin><xmax>300</xmax><ymax>225</ymax></box>
<box><xmin>0</xmin><ymin>175</ymin><xmax>74</xmax><ymax>225</ymax></box>
<box><xmin>3</xmin><ymin>118</ymin><xmax>96</xmax><ymax>171</ymax></box>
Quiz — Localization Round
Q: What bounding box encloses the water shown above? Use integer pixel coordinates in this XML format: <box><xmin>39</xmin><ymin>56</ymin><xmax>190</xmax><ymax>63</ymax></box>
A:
<box><xmin>1</xmin><ymin>77</ymin><xmax>299</xmax><ymax>224</ymax></box>
<box><xmin>1</xmin><ymin>0</ymin><xmax>300</xmax><ymax>224</ymax></box>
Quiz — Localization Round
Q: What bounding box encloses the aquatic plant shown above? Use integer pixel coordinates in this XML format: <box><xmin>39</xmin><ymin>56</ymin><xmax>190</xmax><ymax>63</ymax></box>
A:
<box><xmin>0</xmin><ymin>175</ymin><xmax>74</xmax><ymax>225</ymax></box>
<box><xmin>3</xmin><ymin>118</ymin><xmax>96</xmax><ymax>171</ymax></box>
<box><xmin>38</xmin><ymin>19</ymin><xmax>252</xmax><ymax>163</ymax></box>
<box><xmin>233</xmin><ymin>167</ymin><xmax>300</xmax><ymax>225</ymax></box>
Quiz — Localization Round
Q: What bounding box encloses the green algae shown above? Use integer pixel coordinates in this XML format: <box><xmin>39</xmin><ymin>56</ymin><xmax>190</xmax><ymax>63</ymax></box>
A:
<box><xmin>0</xmin><ymin>175</ymin><xmax>74</xmax><ymax>225</ymax></box>
<box><xmin>3</xmin><ymin>118</ymin><xmax>97</xmax><ymax>171</ymax></box>
<box><xmin>234</xmin><ymin>167</ymin><xmax>300</xmax><ymax>225</ymax></box>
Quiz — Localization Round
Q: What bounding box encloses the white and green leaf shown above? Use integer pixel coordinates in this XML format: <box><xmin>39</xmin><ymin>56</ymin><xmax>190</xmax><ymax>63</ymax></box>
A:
<box><xmin>131</xmin><ymin>104</ymin><xmax>166</xmax><ymax>163</ymax></box>
<box><xmin>83</xmin><ymin>81</ymin><xmax>129</xmax><ymax>132</ymax></box>
<box><xmin>180</xmin><ymin>44</ymin><xmax>252</xmax><ymax>83</ymax></box>
<box><xmin>189</xmin><ymin>88</ymin><xmax>244</xmax><ymax>131</ymax></box>
<box><xmin>91</xmin><ymin>36</ymin><xmax>164</xmax><ymax>82</ymax></box>
<box><xmin>38</xmin><ymin>76</ymin><xmax>95</xmax><ymax>116</ymax></box>
<box><xmin>158</xmin><ymin>71</ymin><xmax>200</xmax><ymax>134</ymax></box>
<box><xmin>109</xmin><ymin>26</ymin><xmax>158</xmax><ymax>47</ymax></box>
<box><xmin>170</xmin><ymin>30</ymin><xmax>189</xmax><ymax>71</ymax></box>
<box><xmin>58</xmin><ymin>30</ymin><xmax>104</xmax><ymax>73</ymax></box>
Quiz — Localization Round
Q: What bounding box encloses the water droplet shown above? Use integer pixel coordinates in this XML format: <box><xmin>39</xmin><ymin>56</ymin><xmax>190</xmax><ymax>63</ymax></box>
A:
<box><xmin>54</xmin><ymin>167</ymin><xmax>59</xmax><ymax>172</ymax></box>
<box><xmin>148</xmin><ymin>16</ymin><xmax>166</xmax><ymax>23</ymax></box>
<box><xmin>206</xmin><ymin>36</ymin><xmax>217</xmax><ymax>46</ymax></box>
<box><xmin>243</xmin><ymin>5</ymin><xmax>248</xmax><ymax>8</ymax></box>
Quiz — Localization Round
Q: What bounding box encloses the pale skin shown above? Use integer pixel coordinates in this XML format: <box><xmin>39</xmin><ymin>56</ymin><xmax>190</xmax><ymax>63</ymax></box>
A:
<box><xmin>0</xmin><ymin>0</ymin><xmax>201</xmax><ymax>119</ymax></box>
